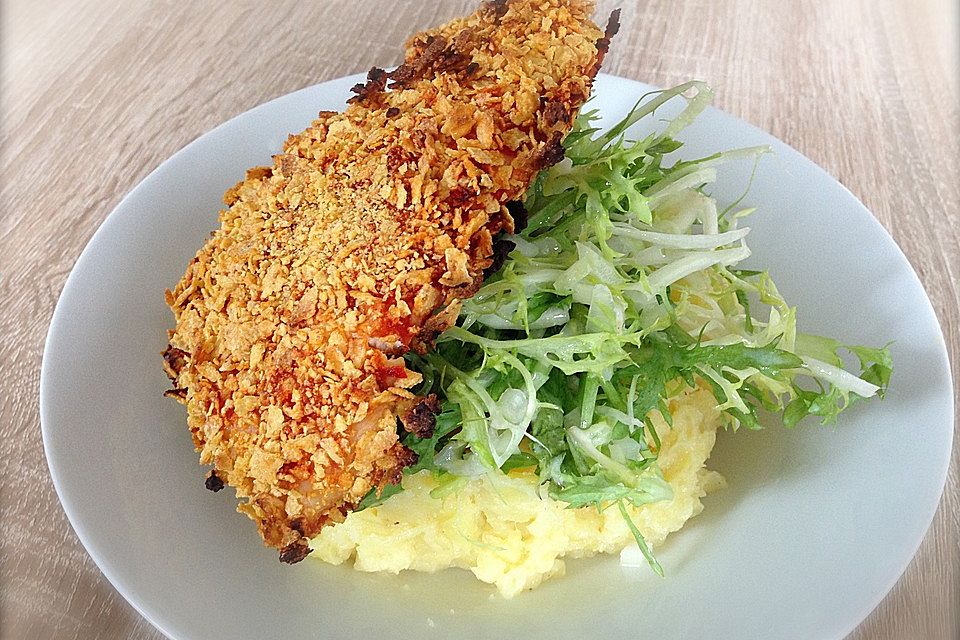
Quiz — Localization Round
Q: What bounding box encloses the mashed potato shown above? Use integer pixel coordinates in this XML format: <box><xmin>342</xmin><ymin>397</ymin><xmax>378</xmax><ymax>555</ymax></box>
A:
<box><xmin>309</xmin><ymin>387</ymin><xmax>725</xmax><ymax>597</ymax></box>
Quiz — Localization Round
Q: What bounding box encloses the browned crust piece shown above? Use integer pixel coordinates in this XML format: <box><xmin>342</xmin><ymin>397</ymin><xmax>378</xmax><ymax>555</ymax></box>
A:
<box><xmin>399</xmin><ymin>393</ymin><xmax>441</xmax><ymax>439</ymax></box>
<box><xmin>164</xmin><ymin>0</ymin><xmax>614</xmax><ymax>562</ymax></box>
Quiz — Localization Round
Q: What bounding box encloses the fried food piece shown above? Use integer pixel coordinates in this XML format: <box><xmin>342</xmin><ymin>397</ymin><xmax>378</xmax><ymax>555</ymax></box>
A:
<box><xmin>164</xmin><ymin>0</ymin><xmax>617</xmax><ymax>562</ymax></box>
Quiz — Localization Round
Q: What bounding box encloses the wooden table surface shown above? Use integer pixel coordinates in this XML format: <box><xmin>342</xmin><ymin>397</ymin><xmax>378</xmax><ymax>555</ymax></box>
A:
<box><xmin>2</xmin><ymin>1</ymin><xmax>957</xmax><ymax>638</ymax></box>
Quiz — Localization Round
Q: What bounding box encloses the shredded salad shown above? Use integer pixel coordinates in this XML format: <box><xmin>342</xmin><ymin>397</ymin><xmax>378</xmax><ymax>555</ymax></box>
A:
<box><xmin>361</xmin><ymin>82</ymin><xmax>892</xmax><ymax>575</ymax></box>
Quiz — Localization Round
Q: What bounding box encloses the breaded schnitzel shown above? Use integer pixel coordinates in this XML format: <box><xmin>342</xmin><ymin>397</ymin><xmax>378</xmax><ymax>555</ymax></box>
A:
<box><xmin>163</xmin><ymin>0</ymin><xmax>617</xmax><ymax>563</ymax></box>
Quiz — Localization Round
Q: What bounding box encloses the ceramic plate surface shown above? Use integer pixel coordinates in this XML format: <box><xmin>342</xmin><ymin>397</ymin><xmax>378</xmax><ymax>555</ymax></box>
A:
<box><xmin>41</xmin><ymin>73</ymin><xmax>953</xmax><ymax>640</ymax></box>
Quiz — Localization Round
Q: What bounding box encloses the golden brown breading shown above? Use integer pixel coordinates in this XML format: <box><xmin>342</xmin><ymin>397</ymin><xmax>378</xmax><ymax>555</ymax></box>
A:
<box><xmin>164</xmin><ymin>0</ymin><xmax>616</xmax><ymax>562</ymax></box>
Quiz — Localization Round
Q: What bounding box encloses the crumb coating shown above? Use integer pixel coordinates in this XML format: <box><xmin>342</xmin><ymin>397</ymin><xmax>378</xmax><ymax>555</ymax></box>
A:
<box><xmin>164</xmin><ymin>0</ymin><xmax>613</xmax><ymax>560</ymax></box>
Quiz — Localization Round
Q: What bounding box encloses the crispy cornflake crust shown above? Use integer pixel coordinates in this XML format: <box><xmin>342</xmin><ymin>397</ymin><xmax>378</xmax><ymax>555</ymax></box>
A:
<box><xmin>164</xmin><ymin>0</ymin><xmax>616</xmax><ymax>562</ymax></box>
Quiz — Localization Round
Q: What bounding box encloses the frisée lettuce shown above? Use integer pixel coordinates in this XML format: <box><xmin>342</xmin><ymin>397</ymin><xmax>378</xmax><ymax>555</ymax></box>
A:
<box><xmin>362</xmin><ymin>81</ymin><xmax>892</xmax><ymax>575</ymax></box>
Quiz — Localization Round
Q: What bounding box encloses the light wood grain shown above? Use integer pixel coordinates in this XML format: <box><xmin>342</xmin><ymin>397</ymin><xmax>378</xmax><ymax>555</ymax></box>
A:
<box><xmin>2</xmin><ymin>1</ymin><xmax>957</xmax><ymax>638</ymax></box>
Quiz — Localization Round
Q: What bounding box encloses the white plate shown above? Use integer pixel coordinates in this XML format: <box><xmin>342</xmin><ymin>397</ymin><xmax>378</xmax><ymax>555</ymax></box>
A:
<box><xmin>41</xmin><ymin>73</ymin><xmax>953</xmax><ymax>640</ymax></box>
